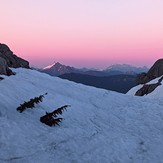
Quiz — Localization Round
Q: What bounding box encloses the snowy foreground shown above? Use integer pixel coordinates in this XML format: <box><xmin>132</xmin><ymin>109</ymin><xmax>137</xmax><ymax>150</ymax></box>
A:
<box><xmin>0</xmin><ymin>68</ymin><xmax>163</xmax><ymax>163</ymax></box>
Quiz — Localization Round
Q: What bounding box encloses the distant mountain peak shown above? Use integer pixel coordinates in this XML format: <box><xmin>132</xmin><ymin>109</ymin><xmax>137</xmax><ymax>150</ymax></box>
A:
<box><xmin>104</xmin><ymin>64</ymin><xmax>148</xmax><ymax>74</ymax></box>
<box><xmin>41</xmin><ymin>62</ymin><xmax>79</xmax><ymax>76</ymax></box>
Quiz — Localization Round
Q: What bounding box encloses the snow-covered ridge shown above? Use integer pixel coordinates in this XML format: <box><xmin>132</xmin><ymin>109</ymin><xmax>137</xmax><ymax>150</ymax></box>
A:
<box><xmin>0</xmin><ymin>68</ymin><xmax>163</xmax><ymax>163</ymax></box>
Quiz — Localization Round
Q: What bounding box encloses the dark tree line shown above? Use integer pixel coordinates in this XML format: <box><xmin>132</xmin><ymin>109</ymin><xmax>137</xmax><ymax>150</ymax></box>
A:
<box><xmin>17</xmin><ymin>93</ymin><xmax>48</xmax><ymax>113</ymax></box>
<box><xmin>40</xmin><ymin>105</ymin><xmax>71</xmax><ymax>126</ymax></box>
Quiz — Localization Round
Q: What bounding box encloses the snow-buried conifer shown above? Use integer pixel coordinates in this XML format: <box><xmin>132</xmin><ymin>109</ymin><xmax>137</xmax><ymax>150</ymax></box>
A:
<box><xmin>17</xmin><ymin>93</ymin><xmax>48</xmax><ymax>113</ymax></box>
<box><xmin>40</xmin><ymin>105</ymin><xmax>71</xmax><ymax>126</ymax></box>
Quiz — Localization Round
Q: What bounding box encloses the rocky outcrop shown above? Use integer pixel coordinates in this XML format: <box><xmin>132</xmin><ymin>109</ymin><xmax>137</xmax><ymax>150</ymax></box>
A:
<box><xmin>0</xmin><ymin>43</ymin><xmax>29</xmax><ymax>76</ymax></box>
<box><xmin>134</xmin><ymin>59</ymin><xmax>163</xmax><ymax>96</ymax></box>
<box><xmin>136</xmin><ymin>72</ymin><xmax>150</xmax><ymax>85</ymax></box>
<box><xmin>136</xmin><ymin>59</ymin><xmax>163</xmax><ymax>84</ymax></box>
<box><xmin>135</xmin><ymin>83</ymin><xmax>161</xmax><ymax>96</ymax></box>
<box><xmin>0</xmin><ymin>43</ymin><xmax>29</xmax><ymax>68</ymax></box>
<box><xmin>0</xmin><ymin>57</ymin><xmax>14</xmax><ymax>76</ymax></box>
<box><xmin>135</xmin><ymin>76</ymin><xmax>163</xmax><ymax>96</ymax></box>
<box><xmin>148</xmin><ymin>59</ymin><xmax>163</xmax><ymax>78</ymax></box>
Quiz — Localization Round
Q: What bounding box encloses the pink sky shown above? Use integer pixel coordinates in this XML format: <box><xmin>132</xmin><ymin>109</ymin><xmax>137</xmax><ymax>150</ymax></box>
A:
<box><xmin>1</xmin><ymin>0</ymin><xmax>163</xmax><ymax>68</ymax></box>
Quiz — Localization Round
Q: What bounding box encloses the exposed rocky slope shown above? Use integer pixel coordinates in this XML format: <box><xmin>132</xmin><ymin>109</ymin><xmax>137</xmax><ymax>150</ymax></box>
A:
<box><xmin>136</xmin><ymin>59</ymin><xmax>163</xmax><ymax>84</ymax></box>
<box><xmin>0</xmin><ymin>57</ymin><xmax>13</xmax><ymax>75</ymax></box>
<box><xmin>0</xmin><ymin>43</ymin><xmax>29</xmax><ymax>75</ymax></box>
<box><xmin>128</xmin><ymin>59</ymin><xmax>163</xmax><ymax>96</ymax></box>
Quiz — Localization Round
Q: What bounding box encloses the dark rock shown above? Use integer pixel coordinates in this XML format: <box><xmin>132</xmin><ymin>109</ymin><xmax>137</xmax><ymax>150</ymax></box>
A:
<box><xmin>136</xmin><ymin>73</ymin><xmax>149</xmax><ymax>84</ymax></box>
<box><xmin>135</xmin><ymin>76</ymin><xmax>163</xmax><ymax>96</ymax></box>
<box><xmin>148</xmin><ymin>59</ymin><xmax>163</xmax><ymax>79</ymax></box>
<box><xmin>135</xmin><ymin>83</ymin><xmax>161</xmax><ymax>96</ymax></box>
<box><xmin>136</xmin><ymin>59</ymin><xmax>163</xmax><ymax>84</ymax></box>
<box><xmin>0</xmin><ymin>43</ymin><xmax>29</xmax><ymax>68</ymax></box>
<box><xmin>0</xmin><ymin>56</ymin><xmax>14</xmax><ymax>76</ymax></box>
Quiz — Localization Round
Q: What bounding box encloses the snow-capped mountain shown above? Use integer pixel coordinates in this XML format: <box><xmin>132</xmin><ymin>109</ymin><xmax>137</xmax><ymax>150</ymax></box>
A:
<box><xmin>40</xmin><ymin>62</ymin><xmax>137</xmax><ymax>93</ymax></box>
<box><xmin>1</xmin><ymin>68</ymin><xmax>163</xmax><ymax>163</ymax></box>
<box><xmin>104</xmin><ymin>64</ymin><xmax>148</xmax><ymax>74</ymax></box>
<box><xmin>41</xmin><ymin>62</ymin><xmax>80</xmax><ymax>76</ymax></box>
<box><xmin>41</xmin><ymin>62</ymin><xmax>102</xmax><ymax>76</ymax></box>
<box><xmin>40</xmin><ymin>62</ymin><xmax>148</xmax><ymax>78</ymax></box>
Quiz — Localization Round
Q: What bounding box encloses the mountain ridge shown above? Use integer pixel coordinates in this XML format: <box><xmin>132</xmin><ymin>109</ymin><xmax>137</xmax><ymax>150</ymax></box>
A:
<box><xmin>105</xmin><ymin>64</ymin><xmax>148</xmax><ymax>74</ymax></box>
<box><xmin>59</xmin><ymin>73</ymin><xmax>136</xmax><ymax>93</ymax></box>
<box><xmin>40</xmin><ymin>62</ymin><xmax>148</xmax><ymax>77</ymax></box>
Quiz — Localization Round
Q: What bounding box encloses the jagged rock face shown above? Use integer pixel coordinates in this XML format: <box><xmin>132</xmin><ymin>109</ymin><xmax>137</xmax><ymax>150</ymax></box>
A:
<box><xmin>136</xmin><ymin>73</ymin><xmax>150</xmax><ymax>84</ymax></box>
<box><xmin>0</xmin><ymin>56</ymin><xmax>14</xmax><ymax>76</ymax></box>
<box><xmin>136</xmin><ymin>59</ymin><xmax>163</xmax><ymax>84</ymax></box>
<box><xmin>0</xmin><ymin>43</ymin><xmax>29</xmax><ymax>68</ymax></box>
<box><xmin>148</xmin><ymin>59</ymin><xmax>163</xmax><ymax>79</ymax></box>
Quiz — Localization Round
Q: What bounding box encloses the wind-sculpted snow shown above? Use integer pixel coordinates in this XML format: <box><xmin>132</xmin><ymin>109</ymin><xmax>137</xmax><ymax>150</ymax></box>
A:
<box><xmin>0</xmin><ymin>68</ymin><xmax>163</xmax><ymax>163</ymax></box>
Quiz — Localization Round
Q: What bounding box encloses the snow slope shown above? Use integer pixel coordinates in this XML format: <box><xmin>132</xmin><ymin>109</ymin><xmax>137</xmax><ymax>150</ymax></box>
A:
<box><xmin>127</xmin><ymin>75</ymin><xmax>163</xmax><ymax>99</ymax></box>
<box><xmin>0</xmin><ymin>68</ymin><xmax>163</xmax><ymax>163</ymax></box>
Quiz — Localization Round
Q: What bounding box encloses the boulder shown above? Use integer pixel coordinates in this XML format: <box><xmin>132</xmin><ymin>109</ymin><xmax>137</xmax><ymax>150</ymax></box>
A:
<box><xmin>0</xmin><ymin>43</ymin><xmax>29</xmax><ymax>68</ymax></box>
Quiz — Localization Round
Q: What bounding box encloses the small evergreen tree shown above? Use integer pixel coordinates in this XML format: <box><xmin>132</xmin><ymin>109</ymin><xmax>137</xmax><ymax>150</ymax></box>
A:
<box><xmin>17</xmin><ymin>93</ymin><xmax>48</xmax><ymax>113</ymax></box>
<box><xmin>40</xmin><ymin>105</ymin><xmax>71</xmax><ymax>127</ymax></box>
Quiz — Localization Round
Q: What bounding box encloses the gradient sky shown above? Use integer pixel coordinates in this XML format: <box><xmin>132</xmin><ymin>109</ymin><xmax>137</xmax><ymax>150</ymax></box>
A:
<box><xmin>1</xmin><ymin>0</ymin><xmax>163</xmax><ymax>68</ymax></box>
